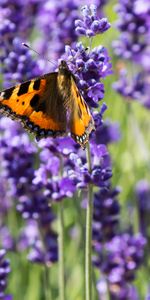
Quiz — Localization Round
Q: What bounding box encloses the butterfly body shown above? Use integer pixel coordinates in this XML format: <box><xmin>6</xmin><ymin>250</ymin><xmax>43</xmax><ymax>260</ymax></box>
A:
<box><xmin>0</xmin><ymin>60</ymin><xmax>95</xmax><ymax>147</ymax></box>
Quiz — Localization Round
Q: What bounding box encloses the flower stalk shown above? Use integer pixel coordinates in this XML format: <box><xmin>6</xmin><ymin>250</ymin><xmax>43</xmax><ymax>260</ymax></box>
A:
<box><xmin>85</xmin><ymin>142</ymin><xmax>93</xmax><ymax>300</ymax></box>
<box><xmin>58</xmin><ymin>156</ymin><xmax>65</xmax><ymax>300</ymax></box>
<box><xmin>58</xmin><ymin>201</ymin><xmax>65</xmax><ymax>300</ymax></box>
<box><xmin>44</xmin><ymin>266</ymin><xmax>51</xmax><ymax>300</ymax></box>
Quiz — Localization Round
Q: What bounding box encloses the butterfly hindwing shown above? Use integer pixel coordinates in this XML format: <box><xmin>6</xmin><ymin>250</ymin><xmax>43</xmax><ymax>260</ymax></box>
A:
<box><xmin>69</xmin><ymin>77</ymin><xmax>95</xmax><ymax>148</ymax></box>
<box><xmin>0</xmin><ymin>73</ymin><xmax>67</xmax><ymax>139</ymax></box>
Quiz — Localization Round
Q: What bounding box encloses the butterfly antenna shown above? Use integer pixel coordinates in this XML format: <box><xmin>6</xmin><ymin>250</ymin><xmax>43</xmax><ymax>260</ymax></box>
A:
<box><xmin>22</xmin><ymin>43</ymin><xmax>58</xmax><ymax>68</ymax></box>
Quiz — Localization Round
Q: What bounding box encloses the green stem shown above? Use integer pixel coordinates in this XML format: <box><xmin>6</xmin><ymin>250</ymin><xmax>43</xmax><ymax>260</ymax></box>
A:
<box><xmin>44</xmin><ymin>266</ymin><xmax>51</xmax><ymax>300</ymax></box>
<box><xmin>58</xmin><ymin>156</ymin><xmax>65</xmax><ymax>300</ymax></box>
<box><xmin>58</xmin><ymin>201</ymin><xmax>65</xmax><ymax>300</ymax></box>
<box><xmin>85</xmin><ymin>142</ymin><xmax>93</xmax><ymax>300</ymax></box>
<box><xmin>37</xmin><ymin>220</ymin><xmax>52</xmax><ymax>300</ymax></box>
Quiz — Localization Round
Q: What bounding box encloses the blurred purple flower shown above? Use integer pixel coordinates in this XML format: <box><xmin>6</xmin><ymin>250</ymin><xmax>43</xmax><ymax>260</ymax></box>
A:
<box><xmin>92</xmin><ymin>186</ymin><xmax>120</xmax><ymax>250</ymax></box>
<box><xmin>91</xmin><ymin>119</ymin><xmax>121</xmax><ymax>145</ymax></box>
<box><xmin>1</xmin><ymin>37</ymin><xmax>41</xmax><ymax>89</ymax></box>
<box><xmin>18</xmin><ymin>220</ymin><xmax>58</xmax><ymax>265</ymax></box>
<box><xmin>0</xmin><ymin>118</ymin><xmax>58</xmax><ymax>266</ymax></box>
<box><xmin>0</xmin><ymin>249</ymin><xmax>12</xmax><ymax>300</ymax></box>
<box><xmin>0</xmin><ymin>226</ymin><xmax>15</xmax><ymax>252</ymax></box>
<box><xmin>113</xmin><ymin>0</ymin><xmax>150</xmax><ymax>62</ymax></box>
<box><xmin>113</xmin><ymin>0</ymin><xmax>150</xmax><ymax>109</ymax></box>
<box><xmin>96</xmin><ymin>233</ymin><xmax>146</xmax><ymax>300</ymax></box>
<box><xmin>75</xmin><ymin>4</ymin><xmax>110</xmax><ymax>37</ymax></box>
<box><xmin>0</xmin><ymin>0</ymin><xmax>40</xmax><ymax>38</ymax></box>
<box><xmin>36</xmin><ymin>0</ymin><xmax>79</xmax><ymax>63</ymax></box>
<box><xmin>0</xmin><ymin>0</ymin><xmax>42</xmax><ymax>88</ymax></box>
<box><xmin>145</xmin><ymin>286</ymin><xmax>150</xmax><ymax>300</ymax></box>
<box><xmin>113</xmin><ymin>70</ymin><xmax>150</xmax><ymax>108</ymax></box>
<box><xmin>135</xmin><ymin>180</ymin><xmax>150</xmax><ymax>237</ymax></box>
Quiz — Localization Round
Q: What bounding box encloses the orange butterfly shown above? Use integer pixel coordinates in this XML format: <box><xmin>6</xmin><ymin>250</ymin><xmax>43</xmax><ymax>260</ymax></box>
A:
<box><xmin>0</xmin><ymin>60</ymin><xmax>95</xmax><ymax>148</ymax></box>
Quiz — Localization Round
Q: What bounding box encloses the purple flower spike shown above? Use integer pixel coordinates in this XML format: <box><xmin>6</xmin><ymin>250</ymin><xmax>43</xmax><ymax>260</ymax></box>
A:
<box><xmin>63</xmin><ymin>42</ymin><xmax>112</xmax><ymax>107</ymax></box>
<box><xmin>75</xmin><ymin>4</ymin><xmax>110</xmax><ymax>37</ymax></box>
<box><xmin>37</xmin><ymin>0</ymin><xmax>79</xmax><ymax>62</ymax></box>
<box><xmin>113</xmin><ymin>0</ymin><xmax>150</xmax><ymax>109</ymax></box>
<box><xmin>135</xmin><ymin>180</ymin><xmax>150</xmax><ymax>237</ymax></box>
<box><xmin>0</xmin><ymin>250</ymin><xmax>12</xmax><ymax>300</ymax></box>
<box><xmin>95</xmin><ymin>232</ymin><xmax>146</xmax><ymax>299</ymax></box>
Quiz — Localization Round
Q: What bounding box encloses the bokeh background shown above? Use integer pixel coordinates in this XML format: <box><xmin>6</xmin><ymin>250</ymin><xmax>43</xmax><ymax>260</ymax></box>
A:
<box><xmin>1</xmin><ymin>0</ymin><xmax>150</xmax><ymax>299</ymax></box>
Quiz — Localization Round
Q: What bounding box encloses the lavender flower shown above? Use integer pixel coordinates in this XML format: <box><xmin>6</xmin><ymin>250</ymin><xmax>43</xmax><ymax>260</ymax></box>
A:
<box><xmin>145</xmin><ymin>287</ymin><xmax>150</xmax><ymax>300</ymax></box>
<box><xmin>75</xmin><ymin>4</ymin><xmax>110</xmax><ymax>37</ymax></box>
<box><xmin>0</xmin><ymin>249</ymin><xmax>12</xmax><ymax>300</ymax></box>
<box><xmin>0</xmin><ymin>0</ymin><xmax>40</xmax><ymax>39</ymax></box>
<box><xmin>96</xmin><ymin>233</ymin><xmax>146</xmax><ymax>300</ymax></box>
<box><xmin>113</xmin><ymin>0</ymin><xmax>150</xmax><ymax>108</ymax></box>
<box><xmin>35</xmin><ymin>1</ymin><xmax>109</xmax><ymax>63</ymax></box>
<box><xmin>1</xmin><ymin>37</ymin><xmax>41</xmax><ymax>89</ymax></box>
<box><xmin>113</xmin><ymin>0</ymin><xmax>150</xmax><ymax>62</ymax></box>
<box><xmin>63</xmin><ymin>42</ymin><xmax>112</xmax><ymax>108</ymax></box>
<box><xmin>92</xmin><ymin>186</ymin><xmax>120</xmax><ymax>250</ymax></box>
<box><xmin>33</xmin><ymin>136</ymin><xmax>78</xmax><ymax>199</ymax></box>
<box><xmin>135</xmin><ymin>180</ymin><xmax>150</xmax><ymax>237</ymax></box>
<box><xmin>0</xmin><ymin>0</ymin><xmax>41</xmax><ymax>88</ymax></box>
<box><xmin>0</xmin><ymin>118</ymin><xmax>58</xmax><ymax>265</ymax></box>
<box><xmin>113</xmin><ymin>70</ymin><xmax>150</xmax><ymax>108</ymax></box>
<box><xmin>91</xmin><ymin>119</ymin><xmax>121</xmax><ymax>145</ymax></box>
<box><xmin>36</xmin><ymin>0</ymin><xmax>79</xmax><ymax>62</ymax></box>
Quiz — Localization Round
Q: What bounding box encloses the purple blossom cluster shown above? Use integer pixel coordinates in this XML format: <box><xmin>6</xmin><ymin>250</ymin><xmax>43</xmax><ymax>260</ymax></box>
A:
<box><xmin>0</xmin><ymin>118</ymin><xmax>58</xmax><ymax>265</ymax></box>
<box><xmin>92</xmin><ymin>186</ymin><xmax>120</xmax><ymax>246</ymax></box>
<box><xmin>0</xmin><ymin>249</ymin><xmax>12</xmax><ymax>300</ymax></box>
<box><xmin>36</xmin><ymin>0</ymin><xmax>79</xmax><ymax>62</ymax></box>
<box><xmin>75</xmin><ymin>4</ymin><xmax>110</xmax><ymax>37</ymax></box>
<box><xmin>1</xmin><ymin>38</ymin><xmax>41</xmax><ymax>89</ymax></box>
<box><xmin>61</xmin><ymin>4</ymin><xmax>111</xmax><ymax>108</ymax></box>
<box><xmin>33</xmin><ymin>137</ymin><xmax>77</xmax><ymax>202</ymax></box>
<box><xmin>33</xmin><ymin>136</ymin><xmax>112</xmax><ymax>197</ymax></box>
<box><xmin>113</xmin><ymin>70</ymin><xmax>150</xmax><ymax>108</ymax></box>
<box><xmin>113</xmin><ymin>0</ymin><xmax>150</xmax><ymax>108</ymax></box>
<box><xmin>0</xmin><ymin>0</ymin><xmax>41</xmax><ymax>88</ymax></box>
<box><xmin>35</xmin><ymin>1</ymin><xmax>109</xmax><ymax>61</ymax></box>
<box><xmin>63</xmin><ymin>42</ymin><xmax>112</xmax><ymax>108</ymax></box>
<box><xmin>135</xmin><ymin>180</ymin><xmax>150</xmax><ymax>238</ymax></box>
<box><xmin>113</xmin><ymin>0</ymin><xmax>150</xmax><ymax>62</ymax></box>
<box><xmin>96</xmin><ymin>234</ymin><xmax>146</xmax><ymax>300</ymax></box>
<box><xmin>0</xmin><ymin>0</ymin><xmax>40</xmax><ymax>39</ymax></box>
<box><xmin>92</xmin><ymin>184</ymin><xmax>146</xmax><ymax>299</ymax></box>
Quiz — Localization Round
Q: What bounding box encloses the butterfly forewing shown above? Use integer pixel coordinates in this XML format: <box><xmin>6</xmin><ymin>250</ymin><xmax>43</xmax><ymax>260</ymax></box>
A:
<box><xmin>69</xmin><ymin>77</ymin><xmax>95</xmax><ymax>148</ymax></box>
<box><xmin>0</xmin><ymin>73</ymin><xmax>67</xmax><ymax>139</ymax></box>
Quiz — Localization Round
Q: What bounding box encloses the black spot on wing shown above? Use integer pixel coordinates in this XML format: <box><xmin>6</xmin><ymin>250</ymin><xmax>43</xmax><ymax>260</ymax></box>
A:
<box><xmin>2</xmin><ymin>87</ymin><xmax>15</xmax><ymax>100</ymax></box>
<box><xmin>17</xmin><ymin>81</ymin><xmax>31</xmax><ymax>96</ymax></box>
<box><xmin>36</xmin><ymin>101</ymin><xmax>46</xmax><ymax>112</ymax></box>
<box><xmin>33</xmin><ymin>79</ymin><xmax>41</xmax><ymax>91</ymax></box>
<box><xmin>30</xmin><ymin>94</ymin><xmax>40</xmax><ymax>108</ymax></box>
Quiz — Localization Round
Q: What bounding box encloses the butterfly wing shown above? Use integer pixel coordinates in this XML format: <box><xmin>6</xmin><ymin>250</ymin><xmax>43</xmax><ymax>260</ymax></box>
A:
<box><xmin>0</xmin><ymin>73</ymin><xmax>67</xmax><ymax>139</ymax></box>
<box><xmin>69</xmin><ymin>77</ymin><xmax>95</xmax><ymax>148</ymax></box>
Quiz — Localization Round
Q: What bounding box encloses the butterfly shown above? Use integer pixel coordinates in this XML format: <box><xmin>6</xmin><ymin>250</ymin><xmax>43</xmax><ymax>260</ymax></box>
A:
<box><xmin>0</xmin><ymin>60</ymin><xmax>95</xmax><ymax>148</ymax></box>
